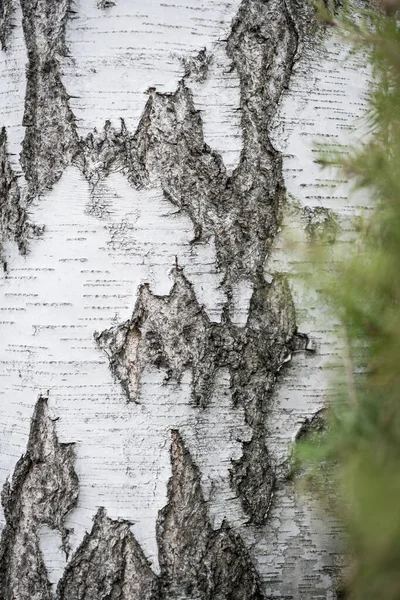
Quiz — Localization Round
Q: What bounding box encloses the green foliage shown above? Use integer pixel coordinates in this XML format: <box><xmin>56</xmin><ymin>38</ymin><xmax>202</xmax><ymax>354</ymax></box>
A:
<box><xmin>294</xmin><ymin>2</ymin><xmax>400</xmax><ymax>598</ymax></box>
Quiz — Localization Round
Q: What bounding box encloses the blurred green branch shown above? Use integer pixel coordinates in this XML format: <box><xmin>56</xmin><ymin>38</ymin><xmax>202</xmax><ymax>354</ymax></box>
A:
<box><xmin>294</xmin><ymin>1</ymin><xmax>400</xmax><ymax>598</ymax></box>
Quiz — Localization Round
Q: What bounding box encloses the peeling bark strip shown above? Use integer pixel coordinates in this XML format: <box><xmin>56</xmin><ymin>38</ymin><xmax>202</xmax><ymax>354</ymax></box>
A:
<box><xmin>0</xmin><ymin>0</ymin><xmax>15</xmax><ymax>51</ymax></box>
<box><xmin>157</xmin><ymin>430</ymin><xmax>264</xmax><ymax>600</ymax></box>
<box><xmin>97</xmin><ymin>269</ymin><xmax>308</xmax><ymax>523</ymax></box>
<box><xmin>0</xmin><ymin>127</ymin><xmax>28</xmax><ymax>264</ymax></box>
<box><xmin>19</xmin><ymin>0</ymin><xmax>78</xmax><ymax>200</ymax></box>
<box><xmin>0</xmin><ymin>397</ymin><xmax>78</xmax><ymax>600</ymax></box>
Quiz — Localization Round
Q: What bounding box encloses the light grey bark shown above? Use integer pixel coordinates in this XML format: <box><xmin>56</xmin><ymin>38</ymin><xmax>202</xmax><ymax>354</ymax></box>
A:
<box><xmin>0</xmin><ymin>0</ymin><xmax>365</xmax><ymax>598</ymax></box>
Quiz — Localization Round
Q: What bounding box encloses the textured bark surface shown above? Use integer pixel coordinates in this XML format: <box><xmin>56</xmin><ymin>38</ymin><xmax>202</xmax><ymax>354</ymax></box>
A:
<box><xmin>0</xmin><ymin>127</ymin><xmax>28</xmax><ymax>264</ymax></box>
<box><xmin>0</xmin><ymin>0</ymin><xmax>15</xmax><ymax>51</ymax></box>
<box><xmin>156</xmin><ymin>430</ymin><xmax>264</xmax><ymax>600</ymax></box>
<box><xmin>0</xmin><ymin>397</ymin><xmax>78</xmax><ymax>600</ymax></box>
<box><xmin>0</xmin><ymin>400</ymin><xmax>262</xmax><ymax>600</ymax></box>
<box><xmin>20</xmin><ymin>0</ymin><xmax>79</xmax><ymax>199</ymax></box>
<box><xmin>96</xmin><ymin>268</ymin><xmax>307</xmax><ymax>524</ymax></box>
<box><xmin>57</xmin><ymin>507</ymin><xmax>159</xmax><ymax>600</ymax></box>
<box><xmin>0</xmin><ymin>0</ymin><xmax>368</xmax><ymax>598</ymax></box>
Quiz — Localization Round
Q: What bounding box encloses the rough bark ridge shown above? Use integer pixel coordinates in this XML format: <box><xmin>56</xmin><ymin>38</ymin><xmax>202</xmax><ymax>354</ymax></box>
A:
<box><xmin>156</xmin><ymin>430</ymin><xmax>264</xmax><ymax>600</ymax></box>
<box><xmin>0</xmin><ymin>0</ymin><xmax>15</xmax><ymax>51</ymax></box>
<box><xmin>0</xmin><ymin>397</ymin><xmax>78</xmax><ymax>600</ymax></box>
<box><xmin>0</xmin><ymin>403</ymin><xmax>264</xmax><ymax>599</ymax></box>
<box><xmin>57</xmin><ymin>508</ymin><xmax>159</xmax><ymax>600</ymax></box>
<box><xmin>0</xmin><ymin>127</ymin><xmax>28</xmax><ymax>266</ymax></box>
<box><xmin>97</xmin><ymin>268</ymin><xmax>309</xmax><ymax>523</ymax></box>
<box><xmin>76</xmin><ymin>0</ymin><xmax>306</xmax><ymax>286</ymax></box>
<box><xmin>19</xmin><ymin>0</ymin><xmax>79</xmax><ymax>200</ymax></box>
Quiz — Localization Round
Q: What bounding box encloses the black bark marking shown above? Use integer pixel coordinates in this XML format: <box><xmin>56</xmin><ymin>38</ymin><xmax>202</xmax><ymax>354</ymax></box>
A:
<box><xmin>0</xmin><ymin>127</ymin><xmax>29</xmax><ymax>266</ymax></box>
<box><xmin>97</xmin><ymin>0</ymin><xmax>116</xmax><ymax>8</ymax></box>
<box><xmin>57</xmin><ymin>508</ymin><xmax>159</xmax><ymax>600</ymax></box>
<box><xmin>19</xmin><ymin>0</ymin><xmax>79</xmax><ymax>200</ymax></box>
<box><xmin>96</xmin><ymin>269</ymin><xmax>308</xmax><ymax>523</ymax></box>
<box><xmin>182</xmin><ymin>48</ymin><xmax>212</xmax><ymax>83</ymax></box>
<box><xmin>0</xmin><ymin>397</ymin><xmax>78</xmax><ymax>600</ymax></box>
<box><xmin>157</xmin><ymin>429</ymin><xmax>264</xmax><ymax>600</ymax></box>
<box><xmin>0</xmin><ymin>0</ymin><xmax>15</xmax><ymax>51</ymax></box>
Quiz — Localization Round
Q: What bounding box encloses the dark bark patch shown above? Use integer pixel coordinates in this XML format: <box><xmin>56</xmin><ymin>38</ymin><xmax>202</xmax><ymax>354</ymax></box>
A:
<box><xmin>19</xmin><ymin>0</ymin><xmax>79</xmax><ymax>200</ymax></box>
<box><xmin>0</xmin><ymin>397</ymin><xmax>78</xmax><ymax>600</ymax></box>
<box><xmin>182</xmin><ymin>48</ymin><xmax>213</xmax><ymax>83</ymax></box>
<box><xmin>96</xmin><ymin>269</ymin><xmax>308</xmax><ymax>523</ymax></box>
<box><xmin>0</xmin><ymin>127</ymin><xmax>29</xmax><ymax>265</ymax></box>
<box><xmin>157</xmin><ymin>429</ymin><xmax>264</xmax><ymax>600</ymax></box>
<box><xmin>97</xmin><ymin>0</ymin><xmax>116</xmax><ymax>8</ymax></box>
<box><xmin>57</xmin><ymin>508</ymin><xmax>159</xmax><ymax>600</ymax></box>
<box><xmin>0</xmin><ymin>0</ymin><xmax>15</xmax><ymax>50</ymax></box>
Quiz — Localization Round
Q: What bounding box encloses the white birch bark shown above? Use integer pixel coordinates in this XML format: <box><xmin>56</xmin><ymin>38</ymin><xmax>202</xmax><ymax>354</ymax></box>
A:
<box><xmin>0</xmin><ymin>1</ymin><xmax>368</xmax><ymax>598</ymax></box>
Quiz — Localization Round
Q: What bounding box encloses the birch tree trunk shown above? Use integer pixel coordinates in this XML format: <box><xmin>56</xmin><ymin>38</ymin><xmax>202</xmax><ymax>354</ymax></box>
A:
<box><xmin>0</xmin><ymin>1</ymin><xmax>368</xmax><ymax>599</ymax></box>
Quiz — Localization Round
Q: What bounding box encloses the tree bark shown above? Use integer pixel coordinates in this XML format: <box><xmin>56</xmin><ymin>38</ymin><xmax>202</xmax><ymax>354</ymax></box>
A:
<box><xmin>0</xmin><ymin>1</ymin><xmax>368</xmax><ymax>598</ymax></box>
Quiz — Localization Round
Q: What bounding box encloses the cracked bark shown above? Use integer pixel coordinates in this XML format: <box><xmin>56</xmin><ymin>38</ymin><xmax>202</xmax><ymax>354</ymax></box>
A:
<box><xmin>57</xmin><ymin>507</ymin><xmax>159</xmax><ymax>600</ymax></box>
<box><xmin>0</xmin><ymin>0</ymin><xmax>15</xmax><ymax>51</ymax></box>
<box><xmin>0</xmin><ymin>127</ymin><xmax>28</xmax><ymax>266</ymax></box>
<box><xmin>0</xmin><ymin>397</ymin><xmax>78</xmax><ymax>600</ymax></box>
<box><xmin>19</xmin><ymin>0</ymin><xmax>79</xmax><ymax>200</ymax></box>
<box><xmin>96</xmin><ymin>268</ymin><xmax>307</xmax><ymax>523</ymax></box>
<box><xmin>0</xmin><ymin>402</ymin><xmax>262</xmax><ymax>599</ymax></box>
<box><xmin>156</xmin><ymin>430</ymin><xmax>264</xmax><ymax>600</ymax></box>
